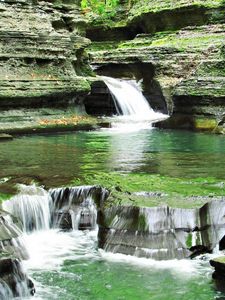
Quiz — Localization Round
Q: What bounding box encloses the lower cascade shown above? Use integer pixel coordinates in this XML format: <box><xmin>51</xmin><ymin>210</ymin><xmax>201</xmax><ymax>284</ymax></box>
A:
<box><xmin>98</xmin><ymin>202</ymin><xmax>225</xmax><ymax>260</ymax></box>
<box><xmin>1</xmin><ymin>184</ymin><xmax>225</xmax><ymax>298</ymax></box>
<box><xmin>0</xmin><ymin>184</ymin><xmax>108</xmax><ymax>298</ymax></box>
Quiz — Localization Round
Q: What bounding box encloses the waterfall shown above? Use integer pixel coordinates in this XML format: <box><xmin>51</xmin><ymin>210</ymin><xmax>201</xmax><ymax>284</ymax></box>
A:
<box><xmin>0</xmin><ymin>185</ymin><xmax>108</xmax><ymax>297</ymax></box>
<box><xmin>2</xmin><ymin>184</ymin><xmax>53</xmax><ymax>232</ymax></box>
<box><xmin>49</xmin><ymin>185</ymin><xmax>108</xmax><ymax>230</ymax></box>
<box><xmin>102</xmin><ymin>76</ymin><xmax>167</xmax><ymax>122</ymax></box>
<box><xmin>2</xmin><ymin>184</ymin><xmax>108</xmax><ymax>232</ymax></box>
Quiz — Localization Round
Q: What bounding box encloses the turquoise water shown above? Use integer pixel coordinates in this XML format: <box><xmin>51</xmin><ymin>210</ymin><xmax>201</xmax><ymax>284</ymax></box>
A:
<box><xmin>0</xmin><ymin>129</ymin><xmax>225</xmax><ymax>192</ymax></box>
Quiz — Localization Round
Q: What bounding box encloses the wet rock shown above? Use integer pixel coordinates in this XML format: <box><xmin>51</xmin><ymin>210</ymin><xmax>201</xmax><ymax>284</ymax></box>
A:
<box><xmin>210</xmin><ymin>256</ymin><xmax>225</xmax><ymax>293</ymax></box>
<box><xmin>50</xmin><ymin>185</ymin><xmax>109</xmax><ymax>230</ymax></box>
<box><xmin>50</xmin><ymin>185</ymin><xmax>109</xmax><ymax>210</ymax></box>
<box><xmin>210</xmin><ymin>257</ymin><xmax>225</xmax><ymax>274</ymax></box>
<box><xmin>0</xmin><ymin>211</ymin><xmax>29</xmax><ymax>260</ymax></box>
<box><xmin>98</xmin><ymin>200</ymin><xmax>225</xmax><ymax>260</ymax></box>
<box><xmin>98</xmin><ymin>205</ymin><xmax>198</xmax><ymax>260</ymax></box>
<box><xmin>189</xmin><ymin>245</ymin><xmax>212</xmax><ymax>259</ymax></box>
<box><xmin>0</xmin><ymin>258</ymin><xmax>35</xmax><ymax>298</ymax></box>
<box><xmin>0</xmin><ymin>134</ymin><xmax>13</xmax><ymax>141</ymax></box>
<box><xmin>219</xmin><ymin>235</ymin><xmax>225</xmax><ymax>250</ymax></box>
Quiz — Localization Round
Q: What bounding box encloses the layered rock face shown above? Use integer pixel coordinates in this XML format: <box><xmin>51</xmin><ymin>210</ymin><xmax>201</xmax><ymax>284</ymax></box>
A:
<box><xmin>98</xmin><ymin>199</ymin><xmax>225</xmax><ymax>260</ymax></box>
<box><xmin>0</xmin><ymin>0</ymin><xmax>93</xmax><ymax>131</ymax></box>
<box><xmin>87</xmin><ymin>0</ymin><xmax>225</xmax><ymax>133</ymax></box>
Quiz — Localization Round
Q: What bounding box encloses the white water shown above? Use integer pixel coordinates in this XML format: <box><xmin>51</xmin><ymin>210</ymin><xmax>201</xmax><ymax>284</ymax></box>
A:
<box><xmin>21</xmin><ymin>228</ymin><xmax>215</xmax><ymax>299</ymax></box>
<box><xmin>70</xmin><ymin>198</ymin><xmax>97</xmax><ymax>231</ymax></box>
<box><xmin>2</xmin><ymin>184</ymin><xmax>53</xmax><ymax>232</ymax></box>
<box><xmin>101</xmin><ymin>76</ymin><xmax>168</xmax><ymax>130</ymax></box>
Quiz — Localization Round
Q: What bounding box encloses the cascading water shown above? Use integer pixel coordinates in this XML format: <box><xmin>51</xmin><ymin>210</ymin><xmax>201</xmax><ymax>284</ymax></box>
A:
<box><xmin>101</xmin><ymin>76</ymin><xmax>168</xmax><ymax>127</ymax></box>
<box><xmin>49</xmin><ymin>185</ymin><xmax>108</xmax><ymax>230</ymax></box>
<box><xmin>1</xmin><ymin>185</ymin><xmax>224</xmax><ymax>299</ymax></box>
<box><xmin>0</xmin><ymin>185</ymin><xmax>107</xmax><ymax>299</ymax></box>
<box><xmin>2</xmin><ymin>184</ymin><xmax>53</xmax><ymax>232</ymax></box>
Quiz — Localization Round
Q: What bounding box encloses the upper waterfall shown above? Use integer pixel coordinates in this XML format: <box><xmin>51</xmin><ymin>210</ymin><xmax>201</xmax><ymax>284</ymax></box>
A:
<box><xmin>101</xmin><ymin>76</ymin><xmax>168</xmax><ymax>123</ymax></box>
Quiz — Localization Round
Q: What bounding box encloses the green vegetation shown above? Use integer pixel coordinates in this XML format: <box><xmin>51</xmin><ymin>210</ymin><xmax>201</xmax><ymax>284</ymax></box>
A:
<box><xmin>88</xmin><ymin>41</ymin><xmax>120</xmax><ymax>52</ymax></box>
<box><xmin>0</xmin><ymin>192</ymin><xmax>11</xmax><ymax>204</ymax></box>
<box><xmin>81</xmin><ymin>0</ymin><xmax>119</xmax><ymax>17</ymax></box>
<box><xmin>211</xmin><ymin>256</ymin><xmax>225</xmax><ymax>264</ymax></box>
<box><xmin>71</xmin><ymin>172</ymin><xmax>225</xmax><ymax>208</ymax></box>
<box><xmin>118</xmin><ymin>32</ymin><xmax>225</xmax><ymax>51</ymax></box>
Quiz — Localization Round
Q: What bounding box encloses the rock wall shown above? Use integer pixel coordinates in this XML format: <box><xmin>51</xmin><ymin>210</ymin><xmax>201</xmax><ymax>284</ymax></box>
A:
<box><xmin>0</xmin><ymin>258</ymin><xmax>35</xmax><ymax>298</ymax></box>
<box><xmin>0</xmin><ymin>0</ymin><xmax>95</xmax><ymax>132</ymax></box>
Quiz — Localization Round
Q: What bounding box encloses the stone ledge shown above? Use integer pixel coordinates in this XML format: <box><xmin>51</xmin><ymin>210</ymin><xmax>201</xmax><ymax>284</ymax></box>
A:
<box><xmin>0</xmin><ymin>133</ymin><xmax>13</xmax><ymax>141</ymax></box>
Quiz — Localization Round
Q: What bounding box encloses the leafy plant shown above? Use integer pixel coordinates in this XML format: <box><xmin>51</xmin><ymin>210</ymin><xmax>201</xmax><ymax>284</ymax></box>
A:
<box><xmin>81</xmin><ymin>0</ymin><xmax>119</xmax><ymax>16</ymax></box>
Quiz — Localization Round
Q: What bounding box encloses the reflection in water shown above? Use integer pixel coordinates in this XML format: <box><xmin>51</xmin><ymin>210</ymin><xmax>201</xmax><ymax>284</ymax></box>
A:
<box><xmin>101</xmin><ymin>130</ymin><xmax>150</xmax><ymax>172</ymax></box>
<box><xmin>0</xmin><ymin>129</ymin><xmax>225</xmax><ymax>191</ymax></box>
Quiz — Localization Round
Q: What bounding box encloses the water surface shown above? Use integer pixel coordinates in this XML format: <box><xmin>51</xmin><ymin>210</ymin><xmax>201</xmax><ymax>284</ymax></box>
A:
<box><xmin>0</xmin><ymin>129</ymin><xmax>225</xmax><ymax>192</ymax></box>
<box><xmin>1</xmin><ymin>128</ymin><xmax>225</xmax><ymax>299</ymax></box>
<box><xmin>23</xmin><ymin>229</ymin><xmax>223</xmax><ymax>300</ymax></box>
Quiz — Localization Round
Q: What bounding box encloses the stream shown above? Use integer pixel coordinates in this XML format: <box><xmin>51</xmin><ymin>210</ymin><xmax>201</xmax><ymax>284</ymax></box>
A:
<box><xmin>1</xmin><ymin>128</ymin><xmax>225</xmax><ymax>299</ymax></box>
<box><xmin>22</xmin><ymin>228</ymin><xmax>221</xmax><ymax>300</ymax></box>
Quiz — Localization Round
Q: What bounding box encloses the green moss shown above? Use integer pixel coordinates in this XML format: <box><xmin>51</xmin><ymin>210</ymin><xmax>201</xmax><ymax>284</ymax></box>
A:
<box><xmin>88</xmin><ymin>41</ymin><xmax>120</xmax><ymax>52</ymax></box>
<box><xmin>71</xmin><ymin>173</ymin><xmax>225</xmax><ymax>208</ymax></box>
<box><xmin>197</xmin><ymin>61</ymin><xmax>225</xmax><ymax>77</ymax></box>
<box><xmin>186</xmin><ymin>233</ymin><xmax>193</xmax><ymax>248</ymax></box>
<box><xmin>0</xmin><ymin>192</ymin><xmax>11</xmax><ymax>204</ymax></box>
<box><xmin>129</xmin><ymin>0</ymin><xmax>224</xmax><ymax>19</ymax></box>
<box><xmin>138</xmin><ymin>214</ymin><xmax>147</xmax><ymax>230</ymax></box>
<box><xmin>151</xmin><ymin>34</ymin><xmax>224</xmax><ymax>50</ymax></box>
<box><xmin>118</xmin><ymin>32</ymin><xmax>224</xmax><ymax>51</ymax></box>
<box><xmin>194</xmin><ymin>118</ymin><xmax>218</xmax><ymax>131</ymax></box>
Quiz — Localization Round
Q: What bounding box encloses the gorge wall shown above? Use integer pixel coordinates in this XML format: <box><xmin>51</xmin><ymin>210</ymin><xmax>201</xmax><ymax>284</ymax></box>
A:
<box><xmin>0</xmin><ymin>0</ymin><xmax>224</xmax><ymax>133</ymax></box>
<box><xmin>86</xmin><ymin>0</ymin><xmax>225</xmax><ymax>133</ymax></box>
<box><xmin>0</xmin><ymin>0</ymin><xmax>97</xmax><ymax>133</ymax></box>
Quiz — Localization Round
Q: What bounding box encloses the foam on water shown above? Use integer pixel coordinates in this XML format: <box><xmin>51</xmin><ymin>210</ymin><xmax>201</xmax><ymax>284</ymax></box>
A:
<box><xmin>23</xmin><ymin>229</ymin><xmax>98</xmax><ymax>271</ymax></box>
<box><xmin>23</xmin><ymin>227</ymin><xmax>215</xmax><ymax>276</ymax></box>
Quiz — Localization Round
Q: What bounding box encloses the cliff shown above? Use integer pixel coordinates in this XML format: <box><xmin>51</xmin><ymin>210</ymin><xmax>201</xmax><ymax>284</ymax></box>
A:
<box><xmin>0</xmin><ymin>0</ymin><xmax>224</xmax><ymax>134</ymax></box>
<box><xmin>0</xmin><ymin>0</ymin><xmax>96</xmax><ymax>133</ymax></box>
